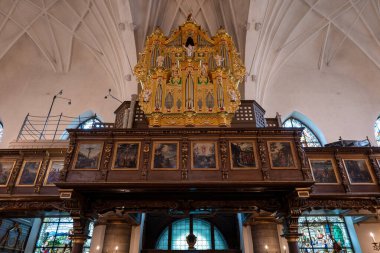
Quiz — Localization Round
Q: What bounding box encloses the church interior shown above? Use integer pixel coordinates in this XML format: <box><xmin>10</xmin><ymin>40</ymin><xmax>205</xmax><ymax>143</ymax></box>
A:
<box><xmin>0</xmin><ymin>0</ymin><xmax>380</xmax><ymax>252</ymax></box>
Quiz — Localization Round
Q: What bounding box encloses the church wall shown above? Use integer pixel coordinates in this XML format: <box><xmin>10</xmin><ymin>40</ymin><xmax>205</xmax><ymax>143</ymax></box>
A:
<box><xmin>261</xmin><ymin>34</ymin><xmax>380</xmax><ymax>146</ymax></box>
<box><xmin>354</xmin><ymin>222</ymin><xmax>380</xmax><ymax>253</ymax></box>
<box><xmin>0</xmin><ymin>34</ymin><xmax>121</xmax><ymax>148</ymax></box>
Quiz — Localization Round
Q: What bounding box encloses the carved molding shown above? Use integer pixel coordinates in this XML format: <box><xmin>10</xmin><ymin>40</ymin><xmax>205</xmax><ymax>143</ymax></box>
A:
<box><xmin>290</xmin><ymin>197</ymin><xmax>379</xmax><ymax>212</ymax></box>
<box><xmin>60</xmin><ymin>135</ymin><xmax>76</xmax><ymax>181</ymax></box>
<box><xmin>334</xmin><ymin>153</ymin><xmax>351</xmax><ymax>192</ymax></box>
<box><xmin>100</xmin><ymin>142</ymin><xmax>113</xmax><ymax>181</ymax></box>
<box><xmin>141</xmin><ymin>141</ymin><xmax>151</xmax><ymax>179</ymax></box>
<box><xmin>34</xmin><ymin>152</ymin><xmax>50</xmax><ymax>193</ymax></box>
<box><xmin>219</xmin><ymin>139</ymin><xmax>229</xmax><ymax>180</ymax></box>
<box><xmin>181</xmin><ymin>140</ymin><xmax>189</xmax><ymax>180</ymax></box>
<box><xmin>257</xmin><ymin>139</ymin><xmax>270</xmax><ymax>180</ymax></box>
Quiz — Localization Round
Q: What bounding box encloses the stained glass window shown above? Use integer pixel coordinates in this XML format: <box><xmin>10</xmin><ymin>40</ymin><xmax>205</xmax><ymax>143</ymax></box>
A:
<box><xmin>77</xmin><ymin>117</ymin><xmax>102</xmax><ymax>129</ymax></box>
<box><xmin>35</xmin><ymin>217</ymin><xmax>73</xmax><ymax>253</ymax></box>
<box><xmin>0</xmin><ymin>122</ymin><xmax>3</xmax><ymax>142</ymax></box>
<box><xmin>156</xmin><ymin>218</ymin><xmax>228</xmax><ymax>250</ymax></box>
<box><xmin>283</xmin><ymin>118</ymin><xmax>322</xmax><ymax>147</ymax></box>
<box><xmin>298</xmin><ymin>216</ymin><xmax>353</xmax><ymax>253</ymax></box>
<box><xmin>35</xmin><ymin>217</ymin><xmax>93</xmax><ymax>253</ymax></box>
<box><xmin>374</xmin><ymin>117</ymin><xmax>380</xmax><ymax>146</ymax></box>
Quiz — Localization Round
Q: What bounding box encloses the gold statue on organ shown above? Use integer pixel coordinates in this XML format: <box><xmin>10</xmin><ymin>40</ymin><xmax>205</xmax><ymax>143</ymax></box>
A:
<box><xmin>134</xmin><ymin>15</ymin><xmax>246</xmax><ymax>127</ymax></box>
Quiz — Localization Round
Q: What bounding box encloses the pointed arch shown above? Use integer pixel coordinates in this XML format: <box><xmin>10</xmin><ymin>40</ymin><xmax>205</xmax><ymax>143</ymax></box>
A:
<box><xmin>282</xmin><ymin>111</ymin><xmax>326</xmax><ymax>147</ymax></box>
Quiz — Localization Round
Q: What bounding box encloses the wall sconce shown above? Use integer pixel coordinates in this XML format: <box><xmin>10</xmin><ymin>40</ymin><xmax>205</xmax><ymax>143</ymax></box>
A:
<box><xmin>115</xmin><ymin>245</ymin><xmax>119</xmax><ymax>253</ymax></box>
<box><xmin>283</xmin><ymin>245</ymin><xmax>287</xmax><ymax>253</ymax></box>
<box><xmin>264</xmin><ymin>244</ymin><xmax>268</xmax><ymax>253</ymax></box>
<box><xmin>370</xmin><ymin>232</ymin><xmax>380</xmax><ymax>251</ymax></box>
<box><xmin>96</xmin><ymin>245</ymin><xmax>100</xmax><ymax>251</ymax></box>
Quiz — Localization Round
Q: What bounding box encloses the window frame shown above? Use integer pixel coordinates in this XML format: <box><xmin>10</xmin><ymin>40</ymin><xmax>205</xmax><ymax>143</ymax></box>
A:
<box><xmin>155</xmin><ymin>218</ymin><xmax>228</xmax><ymax>250</ymax></box>
<box><xmin>282</xmin><ymin>117</ymin><xmax>322</xmax><ymax>147</ymax></box>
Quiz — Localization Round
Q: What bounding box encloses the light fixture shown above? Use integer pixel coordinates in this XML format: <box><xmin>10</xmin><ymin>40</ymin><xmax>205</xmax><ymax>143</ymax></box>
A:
<box><xmin>115</xmin><ymin>245</ymin><xmax>119</xmax><ymax>252</ymax></box>
<box><xmin>104</xmin><ymin>88</ymin><xmax>123</xmax><ymax>103</ymax></box>
<box><xmin>265</xmin><ymin>245</ymin><xmax>268</xmax><ymax>253</ymax></box>
<box><xmin>283</xmin><ymin>245</ymin><xmax>287</xmax><ymax>253</ymax></box>
<box><xmin>370</xmin><ymin>232</ymin><xmax>380</xmax><ymax>251</ymax></box>
<box><xmin>96</xmin><ymin>245</ymin><xmax>100</xmax><ymax>251</ymax></box>
<box><xmin>40</xmin><ymin>90</ymin><xmax>72</xmax><ymax>139</ymax></box>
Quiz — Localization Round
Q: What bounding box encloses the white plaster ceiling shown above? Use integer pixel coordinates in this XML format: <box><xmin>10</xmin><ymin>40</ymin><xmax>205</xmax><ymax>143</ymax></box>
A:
<box><xmin>0</xmin><ymin>0</ymin><xmax>379</xmax><ymax>101</ymax></box>
<box><xmin>246</xmin><ymin>0</ymin><xmax>380</xmax><ymax>102</ymax></box>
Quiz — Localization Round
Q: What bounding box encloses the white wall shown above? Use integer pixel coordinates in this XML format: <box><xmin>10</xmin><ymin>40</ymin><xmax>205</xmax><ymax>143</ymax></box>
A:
<box><xmin>355</xmin><ymin>222</ymin><xmax>380</xmax><ymax>253</ymax></box>
<box><xmin>0</xmin><ymin>34</ymin><xmax>121</xmax><ymax>148</ymax></box>
<box><xmin>262</xmin><ymin>35</ymin><xmax>380</xmax><ymax>146</ymax></box>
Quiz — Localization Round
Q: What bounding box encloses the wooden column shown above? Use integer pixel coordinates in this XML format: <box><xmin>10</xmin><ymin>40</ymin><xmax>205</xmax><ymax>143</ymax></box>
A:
<box><xmin>71</xmin><ymin>216</ymin><xmax>90</xmax><ymax>253</ymax></box>
<box><xmin>282</xmin><ymin>209</ymin><xmax>302</xmax><ymax>253</ymax></box>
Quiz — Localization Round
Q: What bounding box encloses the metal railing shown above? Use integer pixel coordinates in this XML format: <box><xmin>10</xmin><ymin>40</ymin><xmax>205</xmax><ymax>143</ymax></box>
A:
<box><xmin>16</xmin><ymin>113</ymin><xmax>112</xmax><ymax>141</ymax></box>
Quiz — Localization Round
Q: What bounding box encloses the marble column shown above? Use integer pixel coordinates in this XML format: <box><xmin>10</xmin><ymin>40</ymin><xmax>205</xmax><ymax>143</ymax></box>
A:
<box><xmin>251</xmin><ymin>217</ymin><xmax>281</xmax><ymax>253</ymax></box>
<box><xmin>89</xmin><ymin>219</ymin><xmax>107</xmax><ymax>252</ymax></box>
<box><xmin>102</xmin><ymin>221</ymin><xmax>132</xmax><ymax>253</ymax></box>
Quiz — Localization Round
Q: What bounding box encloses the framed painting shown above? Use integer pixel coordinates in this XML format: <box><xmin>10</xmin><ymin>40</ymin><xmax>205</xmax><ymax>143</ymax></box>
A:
<box><xmin>309</xmin><ymin>159</ymin><xmax>339</xmax><ymax>184</ymax></box>
<box><xmin>151</xmin><ymin>142</ymin><xmax>179</xmax><ymax>170</ymax></box>
<box><xmin>112</xmin><ymin>142</ymin><xmax>140</xmax><ymax>170</ymax></box>
<box><xmin>229</xmin><ymin>141</ymin><xmax>257</xmax><ymax>169</ymax></box>
<box><xmin>0</xmin><ymin>160</ymin><xmax>15</xmax><ymax>186</ymax></box>
<box><xmin>192</xmin><ymin>142</ymin><xmax>218</xmax><ymax>170</ymax></box>
<box><xmin>267</xmin><ymin>141</ymin><xmax>296</xmax><ymax>169</ymax></box>
<box><xmin>343</xmin><ymin>159</ymin><xmax>375</xmax><ymax>184</ymax></box>
<box><xmin>16</xmin><ymin>161</ymin><xmax>41</xmax><ymax>186</ymax></box>
<box><xmin>44</xmin><ymin>160</ymin><xmax>64</xmax><ymax>186</ymax></box>
<box><xmin>73</xmin><ymin>143</ymin><xmax>103</xmax><ymax>170</ymax></box>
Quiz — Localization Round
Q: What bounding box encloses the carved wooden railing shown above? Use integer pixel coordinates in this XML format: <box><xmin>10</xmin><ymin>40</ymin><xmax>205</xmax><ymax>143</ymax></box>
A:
<box><xmin>1</xmin><ymin>128</ymin><xmax>380</xmax><ymax>215</ymax></box>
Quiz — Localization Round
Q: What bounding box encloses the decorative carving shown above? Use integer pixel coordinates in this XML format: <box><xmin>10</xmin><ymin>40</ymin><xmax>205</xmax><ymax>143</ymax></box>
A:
<box><xmin>134</xmin><ymin>19</ymin><xmax>245</xmax><ymax>127</ymax></box>
<box><xmin>34</xmin><ymin>152</ymin><xmax>50</xmax><ymax>193</ymax></box>
<box><xmin>60</xmin><ymin>136</ymin><xmax>76</xmax><ymax>181</ymax></box>
<box><xmin>290</xmin><ymin>197</ymin><xmax>379</xmax><ymax>212</ymax></box>
<box><xmin>282</xmin><ymin>208</ymin><xmax>302</xmax><ymax>242</ymax></box>
<box><xmin>0</xmin><ymin>200</ymin><xmax>65</xmax><ymax>212</ymax></box>
<box><xmin>141</xmin><ymin>142</ymin><xmax>150</xmax><ymax>179</ymax></box>
<box><xmin>294</xmin><ymin>137</ymin><xmax>313</xmax><ymax>181</ymax></box>
<box><xmin>181</xmin><ymin>141</ymin><xmax>189</xmax><ymax>180</ymax></box>
<box><xmin>369</xmin><ymin>151</ymin><xmax>380</xmax><ymax>184</ymax></box>
<box><xmin>219</xmin><ymin>139</ymin><xmax>229</xmax><ymax>179</ymax></box>
<box><xmin>100</xmin><ymin>142</ymin><xmax>113</xmax><ymax>181</ymax></box>
<box><xmin>257</xmin><ymin>139</ymin><xmax>270</xmax><ymax>180</ymax></box>
<box><xmin>334</xmin><ymin>152</ymin><xmax>351</xmax><ymax>192</ymax></box>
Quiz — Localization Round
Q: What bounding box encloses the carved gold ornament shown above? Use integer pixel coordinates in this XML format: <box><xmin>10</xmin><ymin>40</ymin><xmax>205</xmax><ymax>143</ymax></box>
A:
<box><xmin>134</xmin><ymin>15</ymin><xmax>246</xmax><ymax>127</ymax></box>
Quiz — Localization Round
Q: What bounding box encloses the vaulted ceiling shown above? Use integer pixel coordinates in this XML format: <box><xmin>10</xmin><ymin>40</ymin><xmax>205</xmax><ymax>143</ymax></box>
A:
<box><xmin>0</xmin><ymin>0</ymin><xmax>379</xmax><ymax>101</ymax></box>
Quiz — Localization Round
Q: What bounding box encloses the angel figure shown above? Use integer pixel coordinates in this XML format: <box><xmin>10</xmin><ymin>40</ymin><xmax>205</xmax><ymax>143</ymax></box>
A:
<box><xmin>143</xmin><ymin>89</ymin><xmax>152</xmax><ymax>102</ymax></box>
<box><xmin>228</xmin><ymin>89</ymin><xmax>238</xmax><ymax>101</ymax></box>
<box><xmin>183</xmin><ymin>44</ymin><xmax>196</xmax><ymax>57</ymax></box>
<box><xmin>156</xmin><ymin>55</ymin><xmax>165</xmax><ymax>67</ymax></box>
<box><xmin>214</xmin><ymin>54</ymin><xmax>224</xmax><ymax>67</ymax></box>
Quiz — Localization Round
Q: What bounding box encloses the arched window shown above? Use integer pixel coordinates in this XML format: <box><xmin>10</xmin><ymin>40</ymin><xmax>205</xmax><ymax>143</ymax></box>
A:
<box><xmin>283</xmin><ymin>117</ymin><xmax>322</xmax><ymax>147</ymax></box>
<box><xmin>298</xmin><ymin>216</ymin><xmax>353</xmax><ymax>252</ymax></box>
<box><xmin>77</xmin><ymin>116</ymin><xmax>102</xmax><ymax>129</ymax></box>
<box><xmin>156</xmin><ymin>218</ymin><xmax>228</xmax><ymax>250</ymax></box>
<box><xmin>374</xmin><ymin>117</ymin><xmax>380</xmax><ymax>146</ymax></box>
<box><xmin>0</xmin><ymin>122</ymin><xmax>3</xmax><ymax>142</ymax></box>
